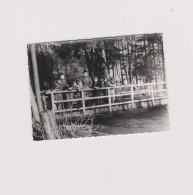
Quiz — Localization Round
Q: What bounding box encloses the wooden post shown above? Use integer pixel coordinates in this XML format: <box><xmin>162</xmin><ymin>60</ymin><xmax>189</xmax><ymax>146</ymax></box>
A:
<box><xmin>108</xmin><ymin>88</ymin><xmax>112</xmax><ymax>112</ymax></box>
<box><xmin>151</xmin><ymin>83</ymin><xmax>154</xmax><ymax>106</ymax></box>
<box><xmin>51</xmin><ymin>92</ymin><xmax>56</xmax><ymax>114</ymax></box>
<box><xmin>131</xmin><ymin>85</ymin><xmax>134</xmax><ymax>108</ymax></box>
<box><xmin>30</xmin><ymin>44</ymin><xmax>44</xmax><ymax>113</ymax></box>
<box><xmin>81</xmin><ymin>90</ymin><xmax>85</xmax><ymax>115</ymax></box>
<box><xmin>29</xmin><ymin>81</ymin><xmax>40</xmax><ymax>122</ymax></box>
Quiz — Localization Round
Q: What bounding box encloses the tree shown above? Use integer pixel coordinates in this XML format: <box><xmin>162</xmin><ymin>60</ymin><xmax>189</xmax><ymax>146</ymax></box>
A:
<box><xmin>28</xmin><ymin>33</ymin><xmax>166</xmax><ymax>91</ymax></box>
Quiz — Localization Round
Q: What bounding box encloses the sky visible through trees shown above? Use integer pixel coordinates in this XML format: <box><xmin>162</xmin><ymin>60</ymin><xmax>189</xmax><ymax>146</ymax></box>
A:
<box><xmin>28</xmin><ymin>33</ymin><xmax>165</xmax><ymax>91</ymax></box>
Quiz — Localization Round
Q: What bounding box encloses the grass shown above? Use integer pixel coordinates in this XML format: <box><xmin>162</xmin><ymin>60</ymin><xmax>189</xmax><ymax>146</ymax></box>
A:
<box><xmin>33</xmin><ymin>114</ymin><xmax>106</xmax><ymax>141</ymax></box>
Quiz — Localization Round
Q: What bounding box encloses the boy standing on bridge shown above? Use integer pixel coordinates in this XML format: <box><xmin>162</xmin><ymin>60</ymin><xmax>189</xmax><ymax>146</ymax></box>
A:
<box><xmin>82</xmin><ymin>70</ymin><xmax>93</xmax><ymax>106</ymax></box>
<box><xmin>109</xmin><ymin>78</ymin><xmax>116</xmax><ymax>103</ymax></box>
<box><xmin>82</xmin><ymin>70</ymin><xmax>92</xmax><ymax>89</ymax></box>
<box><xmin>52</xmin><ymin>79</ymin><xmax>63</xmax><ymax>110</ymax></box>
<box><xmin>58</xmin><ymin>73</ymin><xmax>67</xmax><ymax>90</ymax></box>
<box><xmin>91</xmin><ymin>76</ymin><xmax>100</xmax><ymax>105</ymax></box>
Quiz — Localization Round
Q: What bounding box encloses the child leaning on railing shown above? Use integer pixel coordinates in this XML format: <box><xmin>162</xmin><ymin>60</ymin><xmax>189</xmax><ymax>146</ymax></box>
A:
<box><xmin>73</xmin><ymin>79</ymin><xmax>83</xmax><ymax>98</ymax></box>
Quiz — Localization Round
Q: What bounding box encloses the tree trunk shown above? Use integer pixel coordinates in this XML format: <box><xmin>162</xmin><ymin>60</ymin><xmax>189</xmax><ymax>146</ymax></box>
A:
<box><xmin>85</xmin><ymin>50</ymin><xmax>94</xmax><ymax>81</ymax></box>
<box><xmin>30</xmin><ymin>44</ymin><xmax>57</xmax><ymax>140</ymax></box>
<box><xmin>40</xmin><ymin>112</ymin><xmax>56</xmax><ymax>140</ymax></box>
<box><xmin>129</xmin><ymin>39</ymin><xmax>134</xmax><ymax>83</ymax></box>
<box><xmin>117</xmin><ymin>38</ymin><xmax>124</xmax><ymax>84</ymax></box>
<box><xmin>30</xmin><ymin>44</ymin><xmax>44</xmax><ymax>113</ymax></box>
<box><xmin>147</xmin><ymin>41</ymin><xmax>152</xmax><ymax>82</ymax></box>
<box><xmin>152</xmin><ymin>41</ymin><xmax>157</xmax><ymax>82</ymax></box>
<box><xmin>134</xmin><ymin>42</ymin><xmax>138</xmax><ymax>84</ymax></box>
<box><xmin>143</xmin><ymin>38</ymin><xmax>147</xmax><ymax>81</ymax></box>
<box><xmin>125</xmin><ymin>38</ymin><xmax>130</xmax><ymax>83</ymax></box>
<box><xmin>157</xmin><ymin>42</ymin><xmax>162</xmax><ymax>81</ymax></box>
<box><xmin>47</xmin><ymin>110</ymin><xmax>60</xmax><ymax>139</ymax></box>
<box><xmin>30</xmin><ymin>81</ymin><xmax>40</xmax><ymax>123</ymax></box>
<box><xmin>160</xmin><ymin>39</ymin><xmax>166</xmax><ymax>82</ymax></box>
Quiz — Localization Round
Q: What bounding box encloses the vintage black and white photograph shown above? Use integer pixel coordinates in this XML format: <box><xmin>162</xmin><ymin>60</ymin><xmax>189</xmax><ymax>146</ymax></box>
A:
<box><xmin>3</xmin><ymin>0</ymin><xmax>193</xmax><ymax>194</ymax></box>
<box><xmin>28</xmin><ymin>33</ymin><xmax>169</xmax><ymax>141</ymax></box>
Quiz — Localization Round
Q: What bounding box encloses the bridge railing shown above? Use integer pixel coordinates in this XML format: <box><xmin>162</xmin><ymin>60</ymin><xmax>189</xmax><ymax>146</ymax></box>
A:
<box><xmin>42</xmin><ymin>82</ymin><xmax>167</xmax><ymax>116</ymax></box>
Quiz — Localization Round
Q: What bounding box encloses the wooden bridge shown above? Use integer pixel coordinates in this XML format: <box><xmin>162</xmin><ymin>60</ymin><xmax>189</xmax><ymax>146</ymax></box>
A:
<box><xmin>42</xmin><ymin>82</ymin><xmax>167</xmax><ymax>124</ymax></box>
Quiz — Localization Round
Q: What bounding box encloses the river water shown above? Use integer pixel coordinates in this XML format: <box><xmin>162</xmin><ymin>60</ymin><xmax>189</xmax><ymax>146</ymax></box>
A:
<box><xmin>95</xmin><ymin>106</ymin><xmax>170</xmax><ymax>135</ymax></box>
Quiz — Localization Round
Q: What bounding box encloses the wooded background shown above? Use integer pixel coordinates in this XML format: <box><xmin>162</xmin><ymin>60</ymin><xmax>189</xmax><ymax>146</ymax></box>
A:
<box><xmin>28</xmin><ymin>33</ymin><xmax>165</xmax><ymax>90</ymax></box>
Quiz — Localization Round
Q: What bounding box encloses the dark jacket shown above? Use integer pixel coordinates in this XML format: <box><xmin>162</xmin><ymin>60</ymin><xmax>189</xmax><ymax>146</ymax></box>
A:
<box><xmin>91</xmin><ymin>81</ymin><xmax>100</xmax><ymax>88</ymax></box>
<box><xmin>53</xmin><ymin>81</ymin><xmax>62</xmax><ymax>90</ymax></box>
<box><xmin>98</xmin><ymin>80</ymin><xmax>110</xmax><ymax>88</ymax></box>
<box><xmin>53</xmin><ymin>79</ymin><xmax>69</xmax><ymax>90</ymax></box>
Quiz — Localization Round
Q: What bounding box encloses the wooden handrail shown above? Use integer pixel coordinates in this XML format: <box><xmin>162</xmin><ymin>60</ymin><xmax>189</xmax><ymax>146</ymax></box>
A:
<box><xmin>41</xmin><ymin>81</ymin><xmax>167</xmax><ymax>115</ymax></box>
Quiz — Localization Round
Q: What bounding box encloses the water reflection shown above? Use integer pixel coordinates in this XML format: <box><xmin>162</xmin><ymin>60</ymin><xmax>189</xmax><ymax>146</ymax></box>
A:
<box><xmin>95</xmin><ymin>106</ymin><xmax>170</xmax><ymax>135</ymax></box>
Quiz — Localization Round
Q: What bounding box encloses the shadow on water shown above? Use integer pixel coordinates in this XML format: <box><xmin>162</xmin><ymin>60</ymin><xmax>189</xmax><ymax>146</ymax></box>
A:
<box><xmin>94</xmin><ymin>105</ymin><xmax>170</xmax><ymax>135</ymax></box>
